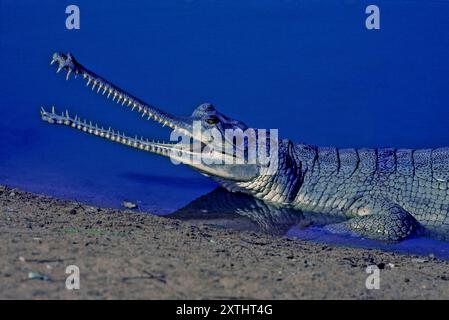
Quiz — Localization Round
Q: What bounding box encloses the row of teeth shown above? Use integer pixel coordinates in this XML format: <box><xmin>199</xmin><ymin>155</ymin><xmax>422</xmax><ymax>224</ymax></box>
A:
<box><xmin>41</xmin><ymin>107</ymin><xmax>183</xmax><ymax>156</ymax></box>
<box><xmin>50</xmin><ymin>58</ymin><xmax>190</xmax><ymax>136</ymax></box>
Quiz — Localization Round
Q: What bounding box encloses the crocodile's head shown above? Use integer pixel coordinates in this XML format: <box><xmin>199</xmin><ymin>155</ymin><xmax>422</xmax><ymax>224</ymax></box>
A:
<box><xmin>41</xmin><ymin>52</ymin><xmax>279</xmax><ymax>185</ymax></box>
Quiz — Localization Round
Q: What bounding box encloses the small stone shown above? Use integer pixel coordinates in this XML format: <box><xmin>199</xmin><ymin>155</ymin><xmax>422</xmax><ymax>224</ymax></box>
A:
<box><xmin>19</xmin><ymin>256</ymin><xmax>26</xmax><ymax>262</ymax></box>
<box><xmin>412</xmin><ymin>258</ymin><xmax>428</xmax><ymax>263</ymax></box>
<box><xmin>69</xmin><ymin>209</ymin><xmax>77</xmax><ymax>215</ymax></box>
<box><xmin>388</xmin><ymin>263</ymin><xmax>395</xmax><ymax>268</ymax></box>
<box><xmin>9</xmin><ymin>192</ymin><xmax>16</xmax><ymax>197</ymax></box>
<box><xmin>123</xmin><ymin>201</ymin><xmax>138</xmax><ymax>209</ymax></box>
<box><xmin>27</xmin><ymin>272</ymin><xmax>51</xmax><ymax>281</ymax></box>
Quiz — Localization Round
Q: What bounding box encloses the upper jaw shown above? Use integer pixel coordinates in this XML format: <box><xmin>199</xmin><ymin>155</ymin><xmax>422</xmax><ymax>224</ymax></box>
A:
<box><xmin>50</xmin><ymin>52</ymin><xmax>193</xmax><ymax>136</ymax></box>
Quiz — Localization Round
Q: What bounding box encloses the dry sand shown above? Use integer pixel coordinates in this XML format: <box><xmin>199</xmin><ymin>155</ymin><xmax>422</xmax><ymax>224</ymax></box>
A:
<box><xmin>1</xmin><ymin>185</ymin><xmax>448</xmax><ymax>299</ymax></box>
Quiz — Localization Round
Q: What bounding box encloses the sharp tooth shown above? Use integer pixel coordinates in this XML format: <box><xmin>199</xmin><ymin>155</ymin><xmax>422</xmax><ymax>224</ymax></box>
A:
<box><xmin>122</xmin><ymin>98</ymin><xmax>127</xmax><ymax>106</ymax></box>
<box><xmin>40</xmin><ymin>107</ymin><xmax>46</xmax><ymax>114</ymax></box>
<box><xmin>65</xmin><ymin>110</ymin><xmax>69</xmax><ymax>118</ymax></box>
<box><xmin>113</xmin><ymin>92</ymin><xmax>118</xmax><ymax>101</ymax></box>
<box><xmin>50</xmin><ymin>59</ymin><xmax>56</xmax><ymax>65</ymax></box>
<box><xmin>147</xmin><ymin>115</ymin><xmax>152</xmax><ymax>120</ymax></box>
<box><xmin>83</xmin><ymin>73</ymin><xmax>88</xmax><ymax>79</ymax></box>
<box><xmin>103</xmin><ymin>87</ymin><xmax>108</xmax><ymax>95</ymax></box>
<box><xmin>56</xmin><ymin>66</ymin><xmax>63</xmax><ymax>73</ymax></box>
<box><xmin>52</xmin><ymin>106</ymin><xmax>55</xmax><ymax>113</ymax></box>
<box><xmin>86</xmin><ymin>78</ymin><xmax>92</xmax><ymax>86</ymax></box>
<box><xmin>127</xmin><ymin>100</ymin><xmax>132</xmax><ymax>106</ymax></box>
<box><xmin>107</xmin><ymin>90</ymin><xmax>112</xmax><ymax>98</ymax></box>
<box><xmin>66</xmin><ymin>69</ymin><xmax>72</xmax><ymax>80</ymax></box>
<box><xmin>97</xmin><ymin>84</ymin><xmax>103</xmax><ymax>93</ymax></box>
<box><xmin>92</xmin><ymin>81</ymin><xmax>97</xmax><ymax>90</ymax></box>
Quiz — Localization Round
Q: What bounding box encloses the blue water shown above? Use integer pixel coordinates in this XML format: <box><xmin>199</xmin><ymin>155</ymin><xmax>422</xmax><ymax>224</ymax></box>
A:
<box><xmin>1</xmin><ymin>1</ymin><xmax>449</xmax><ymax>254</ymax></box>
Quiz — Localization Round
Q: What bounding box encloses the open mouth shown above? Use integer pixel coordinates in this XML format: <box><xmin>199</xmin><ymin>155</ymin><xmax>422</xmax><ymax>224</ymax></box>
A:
<box><xmin>40</xmin><ymin>52</ymin><xmax>262</xmax><ymax>182</ymax></box>
<box><xmin>41</xmin><ymin>52</ymin><xmax>192</xmax><ymax>157</ymax></box>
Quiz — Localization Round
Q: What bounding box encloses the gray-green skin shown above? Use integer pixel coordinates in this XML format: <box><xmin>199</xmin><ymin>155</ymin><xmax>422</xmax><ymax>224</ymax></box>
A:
<box><xmin>41</xmin><ymin>52</ymin><xmax>449</xmax><ymax>242</ymax></box>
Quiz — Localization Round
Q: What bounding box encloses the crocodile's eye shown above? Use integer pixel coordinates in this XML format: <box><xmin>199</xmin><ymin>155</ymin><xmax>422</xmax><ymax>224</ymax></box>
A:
<box><xmin>205</xmin><ymin>116</ymin><xmax>219</xmax><ymax>125</ymax></box>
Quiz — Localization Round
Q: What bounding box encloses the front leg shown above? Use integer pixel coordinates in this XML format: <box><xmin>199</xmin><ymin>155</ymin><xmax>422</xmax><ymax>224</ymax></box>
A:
<box><xmin>323</xmin><ymin>201</ymin><xmax>419</xmax><ymax>241</ymax></box>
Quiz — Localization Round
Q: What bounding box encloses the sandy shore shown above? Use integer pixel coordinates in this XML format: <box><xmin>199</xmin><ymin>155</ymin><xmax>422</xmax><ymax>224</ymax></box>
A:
<box><xmin>0</xmin><ymin>185</ymin><xmax>448</xmax><ymax>299</ymax></box>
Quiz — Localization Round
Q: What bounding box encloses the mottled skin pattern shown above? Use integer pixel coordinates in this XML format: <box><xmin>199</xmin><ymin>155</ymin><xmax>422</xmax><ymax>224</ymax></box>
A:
<box><xmin>222</xmin><ymin>141</ymin><xmax>449</xmax><ymax>241</ymax></box>
<box><xmin>41</xmin><ymin>52</ymin><xmax>449</xmax><ymax>242</ymax></box>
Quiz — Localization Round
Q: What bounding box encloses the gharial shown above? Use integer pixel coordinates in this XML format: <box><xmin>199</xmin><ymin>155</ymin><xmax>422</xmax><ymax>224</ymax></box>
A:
<box><xmin>40</xmin><ymin>52</ymin><xmax>449</xmax><ymax>242</ymax></box>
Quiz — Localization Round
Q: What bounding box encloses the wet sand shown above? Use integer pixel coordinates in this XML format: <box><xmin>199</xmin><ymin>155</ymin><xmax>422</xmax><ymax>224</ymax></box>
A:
<box><xmin>1</xmin><ymin>185</ymin><xmax>448</xmax><ymax>299</ymax></box>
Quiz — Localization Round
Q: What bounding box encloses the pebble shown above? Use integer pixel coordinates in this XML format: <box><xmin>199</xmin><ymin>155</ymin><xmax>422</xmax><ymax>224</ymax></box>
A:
<box><xmin>412</xmin><ymin>258</ymin><xmax>428</xmax><ymax>263</ymax></box>
<box><xmin>27</xmin><ymin>272</ymin><xmax>51</xmax><ymax>281</ymax></box>
<box><xmin>123</xmin><ymin>201</ymin><xmax>138</xmax><ymax>209</ymax></box>
<box><xmin>19</xmin><ymin>256</ymin><xmax>26</xmax><ymax>262</ymax></box>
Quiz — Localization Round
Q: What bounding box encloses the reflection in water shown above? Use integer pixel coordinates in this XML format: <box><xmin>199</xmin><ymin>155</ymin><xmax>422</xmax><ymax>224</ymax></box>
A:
<box><xmin>169</xmin><ymin>188</ymin><xmax>449</xmax><ymax>260</ymax></box>
<box><xmin>169</xmin><ymin>188</ymin><xmax>344</xmax><ymax>236</ymax></box>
